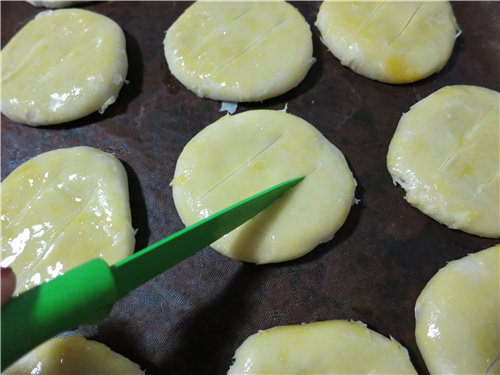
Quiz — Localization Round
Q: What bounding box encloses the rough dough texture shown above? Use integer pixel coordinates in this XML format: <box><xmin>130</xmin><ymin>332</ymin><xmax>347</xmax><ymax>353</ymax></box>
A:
<box><xmin>415</xmin><ymin>245</ymin><xmax>499</xmax><ymax>374</ymax></box>
<box><xmin>4</xmin><ymin>334</ymin><xmax>144</xmax><ymax>374</ymax></box>
<box><xmin>164</xmin><ymin>1</ymin><xmax>314</xmax><ymax>102</ymax></box>
<box><xmin>0</xmin><ymin>8</ymin><xmax>127</xmax><ymax>126</ymax></box>
<box><xmin>315</xmin><ymin>1</ymin><xmax>458</xmax><ymax>83</ymax></box>
<box><xmin>228</xmin><ymin>320</ymin><xmax>417</xmax><ymax>374</ymax></box>
<box><xmin>1</xmin><ymin>146</ymin><xmax>135</xmax><ymax>294</ymax></box>
<box><xmin>172</xmin><ymin>110</ymin><xmax>356</xmax><ymax>264</ymax></box>
<box><xmin>387</xmin><ymin>85</ymin><xmax>500</xmax><ymax>238</ymax></box>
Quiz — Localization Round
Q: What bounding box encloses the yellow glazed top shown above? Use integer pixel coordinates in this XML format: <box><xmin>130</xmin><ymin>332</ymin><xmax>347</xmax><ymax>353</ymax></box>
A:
<box><xmin>4</xmin><ymin>334</ymin><xmax>144</xmax><ymax>374</ymax></box>
<box><xmin>1</xmin><ymin>146</ymin><xmax>135</xmax><ymax>294</ymax></box>
<box><xmin>415</xmin><ymin>245</ymin><xmax>500</xmax><ymax>374</ymax></box>
<box><xmin>164</xmin><ymin>1</ymin><xmax>314</xmax><ymax>102</ymax></box>
<box><xmin>387</xmin><ymin>85</ymin><xmax>500</xmax><ymax>238</ymax></box>
<box><xmin>228</xmin><ymin>320</ymin><xmax>417</xmax><ymax>374</ymax></box>
<box><xmin>0</xmin><ymin>8</ymin><xmax>127</xmax><ymax>126</ymax></box>
<box><xmin>315</xmin><ymin>1</ymin><xmax>458</xmax><ymax>83</ymax></box>
<box><xmin>172</xmin><ymin>110</ymin><xmax>356</xmax><ymax>264</ymax></box>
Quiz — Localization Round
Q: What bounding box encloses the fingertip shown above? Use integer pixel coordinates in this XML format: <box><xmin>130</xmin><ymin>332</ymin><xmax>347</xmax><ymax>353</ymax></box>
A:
<box><xmin>1</xmin><ymin>267</ymin><xmax>17</xmax><ymax>305</ymax></box>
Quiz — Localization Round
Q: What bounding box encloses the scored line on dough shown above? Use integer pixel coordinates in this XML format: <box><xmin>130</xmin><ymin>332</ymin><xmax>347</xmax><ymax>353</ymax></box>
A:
<box><xmin>358</xmin><ymin>1</ymin><xmax>386</xmax><ymax>31</ymax></box>
<box><xmin>388</xmin><ymin>2</ymin><xmax>423</xmax><ymax>46</ymax></box>
<box><xmin>13</xmin><ymin>183</ymin><xmax>100</xmax><ymax>290</ymax></box>
<box><xmin>7</xmin><ymin>17</ymin><xmax>104</xmax><ymax>90</ymax></box>
<box><xmin>1</xmin><ymin>166</ymin><xmax>69</xmax><ymax>235</ymax></box>
<box><xmin>1</xmin><ymin>39</ymin><xmax>46</xmax><ymax>84</ymax></box>
<box><xmin>188</xmin><ymin>4</ymin><xmax>257</xmax><ymax>59</ymax></box>
<box><xmin>433</xmin><ymin>103</ymin><xmax>497</xmax><ymax>179</ymax></box>
<box><xmin>227</xmin><ymin>4</ymin><xmax>257</xmax><ymax>24</ymax></box>
<box><xmin>209</xmin><ymin>17</ymin><xmax>289</xmax><ymax>76</ymax></box>
<box><xmin>475</xmin><ymin>171</ymin><xmax>499</xmax><ymax>197</ymax></box>
<box><xmin>196</xmin><ymin>130</ymin><xmax>285</xmax><ymax>202</ymax></box>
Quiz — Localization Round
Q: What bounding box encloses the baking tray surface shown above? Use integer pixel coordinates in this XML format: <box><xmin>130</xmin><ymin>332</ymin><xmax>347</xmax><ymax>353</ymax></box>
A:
<box><xmin>1</xmin><ymin>1</ymin><xmax>499</xmax><ymax>374</ymax></box>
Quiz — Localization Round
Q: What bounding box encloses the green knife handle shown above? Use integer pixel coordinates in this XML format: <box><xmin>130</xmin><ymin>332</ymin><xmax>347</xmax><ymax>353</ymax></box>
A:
<box><xmin>1</xmin><ymin>258</ymin><xmax>117</xmax><ymax>371</ymax></box>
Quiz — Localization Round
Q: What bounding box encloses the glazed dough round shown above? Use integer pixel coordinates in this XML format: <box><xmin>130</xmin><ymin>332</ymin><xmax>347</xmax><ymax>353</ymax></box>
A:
<box><xmin>0</xmin><ymin>146</ymin><xmax>135</xmax><ymax>294</ymax></box>
<box><xmin>387</xmin><ymin>85</ymin><xmax>500</xmax><ymax>238</ymax></box>
<box><xmin>172</xmin><ymin>110</ymin><xmax>356</xmax><ymax>264</ymax></box>
<box><xmin>164</xmin><ymin>1</ymin><xmax>315</xmax><ymax>102</ymax></box>
<box><xmin>4</xmin><ymin>334</ymin><xmax>144</xmax><ymax>374</ymax></box>
<box><xmin>415</xmin><ymin>245</ymin><xmax>499</xmax><ymax>374</ymax></box>
<box><xmin>228</xmin><ymin>320</ymin><xmax>417</xmax><ymax>374</ymax></box>
<box><xmin>315</xmin><ymin>1</ymin><xmax>458</xmax><ymax>83</ymax></box>
<box><xmin>0</xmin><ymin>9</ymin><xmax>127</xmax><ymax>126</ymax></box>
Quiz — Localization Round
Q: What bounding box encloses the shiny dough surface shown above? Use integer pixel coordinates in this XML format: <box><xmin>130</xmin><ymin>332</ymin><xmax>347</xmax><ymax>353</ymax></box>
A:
<box><xmin>4</xmin><ymin>334</ymin><xmax>144</xmax><ymax>374</ymax></box>
<box><xmin>415</xmin><ymin>245</ymin><xmax>500</xmax><ymax>374</ymax></box>
<box><xmin>1</xmin><ymin>146</ymin><xmax>135</xmax><ymax>294</ymax></box>
<box><xmin>163</xmin><ymin>1</ymin><xmax>314</xmax><ymax>102</ymax></box>
<box><xmin>0</xmin><ymin>8</ymin><xmax>127</xmax><ymax>126</ymax></box>
<box><xmin>315</xmin><ymin>1</ymin><xmax>458</xmax><ymax>83</ymax></box>
<box><xmin>172</xmin><ymin>110</ymin><xmax>356</xmax><ymax>264</ymax></box>
<box><xmin>228</xmin><ymin>320</ymin><xmax>417</xmax><ymax>374</ymax></box>
<box><xmin>387</xmin><ymin>85</ymin><xmax>500</xmax><ymax>238</ymax></box>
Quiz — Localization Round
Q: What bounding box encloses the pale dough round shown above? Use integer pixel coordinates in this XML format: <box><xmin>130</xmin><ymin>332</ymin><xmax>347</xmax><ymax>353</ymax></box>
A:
<box><xmin>228</xmin><ymin>320</ymin><xmax>417</xmax><ymax>374</ymax></box>
<box><xmin>415</xmin><ymin>245</ymin><xmax>499</xmax><ymax>374</ymax></box>
<box><xmin>315</xmin><ymin>1</ymin><xmax>458</xmax><ymax>83</ymax></box>
<box><xmin>387</xmin><ymin>85</ymin><xmax>500</xmax><ymax>238</ymax></box>
<box><xmin>4</xmin><ymin>334</ymin><xmax>144</xmax><ymax>374</ymax></box>
<box><xmin>163</xmin><ymin>1</ymin><xmax>315</xmax><ymax>102</ymax></box>
<box><xmin>172</xmin><ymin>110</ymin><xmax>356</xmax><ymax>264</ymax></box>
<box><xmin>1</xmin><ymin>146</ymin><xmax>135</xmax><ymax>294</ymax></box>
<box><xmin>0</xmin><ymin>9</ymin><xmax>128</xmax><ymax>126</ymax></box>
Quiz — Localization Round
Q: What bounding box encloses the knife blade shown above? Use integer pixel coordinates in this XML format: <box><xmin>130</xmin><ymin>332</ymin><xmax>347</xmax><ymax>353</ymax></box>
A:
<box><xmin>1</xmin><ymin>176</ymin><xmax>303</xmax><ymax>370</ymax></box>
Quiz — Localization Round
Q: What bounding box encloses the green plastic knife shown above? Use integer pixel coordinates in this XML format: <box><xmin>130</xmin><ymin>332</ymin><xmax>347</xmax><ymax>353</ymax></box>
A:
<box><xmin>1</xmin><ymin>176</ymin><xmax>303</xmax><ymax>370</ymax></box>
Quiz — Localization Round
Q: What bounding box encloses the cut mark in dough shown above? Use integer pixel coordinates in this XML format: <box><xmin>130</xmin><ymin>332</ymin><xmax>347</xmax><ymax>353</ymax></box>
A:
<box><xmin>209</xmin><ymin>17</ymin><xmax>290</xmax><ymax>77</ymax></box>
<box><xmin>172</xmin><ymin>110</ymin><xmax>356</xmax><ymax>264</ymax></box>
<box><xmin>12</xmin><ymin>183</ymin><xmax>100</xmax><ymax>290</ymax></box>
<box><xmin>432</xmin><ymin>103</ymin><xmax>494</xmax><ymax>180</ymax></box>
<box><xmin>388</xmin><ymin>3</ymin><xmax>423</xmax><ymax>46</ymax></box>
<box><xmin>197</xmin><ymin>130</ymin><xmax>285</xmax><ymax>202</ymax></box>
<box><xmin>1</xmin><ymin>166</ymin><xmax>68</xmax><ymax>235</ymax></box>
<box><xmin>1</xmin><ymin>40</ymin><xmax>44</xmax><ymax>84</ymax></box>
<box><xmin>476</xmin><ymin>171</ymin><xmax>499</xmax><ymax>197</ymax></box>
<box><xmin>186</xmin><ymin>4</ymin><xmax>257</xmax><ymax>58</ymax></box>
<box><xmin>358</xmin><ymin>1</ymin><xmax>386</xmax><ymax>31</ymax></box>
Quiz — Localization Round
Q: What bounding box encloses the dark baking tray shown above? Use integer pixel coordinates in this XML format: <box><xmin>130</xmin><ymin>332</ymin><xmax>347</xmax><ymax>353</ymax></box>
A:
<box><xmin>2</xmin><ymin>1</ymin><xmax>499</xmax><ymax>374</ymax></box>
